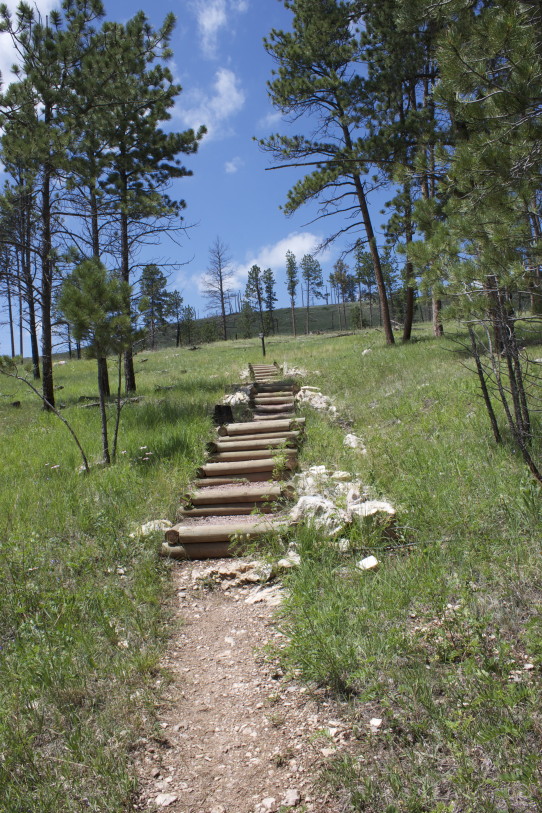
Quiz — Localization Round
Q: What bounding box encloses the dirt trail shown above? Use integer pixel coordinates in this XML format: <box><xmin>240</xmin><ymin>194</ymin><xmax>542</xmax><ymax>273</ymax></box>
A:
<box><xmin>134</xmin><ymin>559</ymin><xmax>347</xmax><ymax>813</ymax></box>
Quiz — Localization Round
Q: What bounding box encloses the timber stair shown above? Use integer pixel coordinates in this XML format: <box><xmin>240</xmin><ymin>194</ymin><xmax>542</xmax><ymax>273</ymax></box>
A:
<box><xmin>162</xmin><ymin>362</ymin><xmax>303</xmax><ymax>560</ymax></box>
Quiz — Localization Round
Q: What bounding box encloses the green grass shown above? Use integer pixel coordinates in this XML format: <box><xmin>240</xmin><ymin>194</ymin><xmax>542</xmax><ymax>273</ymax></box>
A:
<box><xmin>254</xmin><ymin>325</ymin><xmax>542</xmax><ymax>812</ymax></box>
<box><xmin>0</xmin><ymin>347</ymin><xmax>238</xmax><ymax>812</ymax></box>
<box><xmin>2</xmin><ymin>325</ymin><xmax>542</xmax><ymax>811</ymax></box>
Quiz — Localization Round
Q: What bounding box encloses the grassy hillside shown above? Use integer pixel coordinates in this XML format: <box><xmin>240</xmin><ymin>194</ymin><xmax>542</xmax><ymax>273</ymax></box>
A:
<box><xmin>1</xmin><ymin>325</ymin><xmax>541</xmax><ymax>811</ymax></box>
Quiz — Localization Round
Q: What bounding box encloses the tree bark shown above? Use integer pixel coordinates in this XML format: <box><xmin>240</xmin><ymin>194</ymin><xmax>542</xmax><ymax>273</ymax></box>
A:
<box><xmin>339</xmin><ymin>120</ymin><xmax>394</xmax><ymax>344</ymax></box>
<box><xmin>91</xmin><ymin>182</ymin><xmax>111</xmax><ymax>396</ymax></box>
<box><xmin>432</xmin><ymin>296</ymin><xmax>443</xmax><ymax>336</ymax></box>
<box><xmin>41</xmin><ymin>153</ymin><xmax>55</xmax><ymax>410</ymax></box>
<box><xmin>402</xmin><ymin>182</ymin><xmax>415</xmax><ymax>341</ymax></box>
<box><xmin>120</xmin><ymin>164</ymin><xmax>136</xmax><ymax>393</ymax></box>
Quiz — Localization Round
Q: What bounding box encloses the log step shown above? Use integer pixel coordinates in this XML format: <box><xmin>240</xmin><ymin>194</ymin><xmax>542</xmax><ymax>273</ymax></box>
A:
<box><xmin>209</xmin><ymin>448</ymin><xmax>297</xmax><ymax>462</ymax></box>
<box><xmin>218</xmin><ymin>418</ymin><xmax>305</xmax><ymax>437</ymax></box>
<box><xmin>165</xmin><ymin>516</ymin><xmax>292</xmax><ymax>545</ymax></box>
<box><xmin>177</xmin><ymin>502</ymin><xmax>275</xmax><ymax>518</ymax></box>
<box><xmin>252</xmin><ymin>412</ymin><xmax>296</xmax><ymax>421</ymax></box>
<box><xmin>208</xmin><ymin>436</ymin><xmax>298</xmax><ymax>452</ymax></box>
<box><xmin>252</xmin><ymin>396</ymin><xmax>295</xmax><ymax>404</ymax></box>
<box><xmin>251</xmin><ymin>403</ymin><xmax>295</xmax><ymax>413</ymax></box>
<box><xmin>197</xmin><ymin>457</ymin><xmax>297</xmax><ymax>478</ymax></box>
<box><xmin>215</xmin><ymin>431</ymin><xmax>302</xmax><ymax>444</ymax></box>
<box><xmin>185</xmin><ymin>483</ymin><xmax>293</xmax><ymax>506</ymax></box>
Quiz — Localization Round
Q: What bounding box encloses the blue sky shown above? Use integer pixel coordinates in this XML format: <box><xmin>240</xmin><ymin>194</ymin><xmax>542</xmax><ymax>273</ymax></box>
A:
<box><xmin>0</xmin><ymin>0</ymin><xmax>392</xmax><ymax>351</ymax></box>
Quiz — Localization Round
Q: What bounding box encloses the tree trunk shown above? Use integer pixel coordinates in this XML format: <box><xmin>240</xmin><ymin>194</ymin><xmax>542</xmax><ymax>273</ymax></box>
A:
<box><xmin>98</xmin><ymin>355</ymin><xmax>110</xmax><ymax>398</ymax></box>
<box><xmin>402</xmin><ymin>182</ymin><xmax>415</xmax><ymax>341</ymax></box>
<box><xmin>120</xmin><ymin>165</ymin><xmax>136</xmax><ymax>393</ymax></box>
<box><xmin>432</xmin><ymin>296</ymin><xmax>443</xmax><ymax>336</ymax></box>
<box><xmin>290</xmin><ymin>299</ymin><xmax>297</xmax><ymax>336</ymax></box>
<box><xmin>91</xmin><ymin>182</ymin><xmax>111</xmax><ymax>394</ymax></box>
<box><xmin>98</xmin><ymin>365</ymin><xmax>110</xmax><ymax>465</ymax></box>
<box><xmin>6</xmin><ymin>274</ymin><xmax>15</xmax><ymax>358</ymax></box>
<box><xmin>339</xmin><ymin>121</ymin><xmax>394</xmax><ymax>344</ymax></box>
<box><xmin>41</xmin><ymin>150</ymin><xmax>55</xmax><ymax>409</ymax></box>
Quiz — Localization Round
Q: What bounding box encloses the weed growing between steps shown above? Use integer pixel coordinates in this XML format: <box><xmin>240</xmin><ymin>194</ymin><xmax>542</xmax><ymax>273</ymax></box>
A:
<box><xmin>264</xmin><ymin>328</ymin><xmax>542</xmax><ymax>812</ymax></box>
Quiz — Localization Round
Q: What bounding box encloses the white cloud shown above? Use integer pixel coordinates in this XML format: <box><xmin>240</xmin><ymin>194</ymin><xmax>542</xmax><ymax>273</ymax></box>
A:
<box><xmin>230</xmin><ymin>231</ymin><xmax>329</xmax><ymax>289</ymax></box>
<box><xmin>191</xmin><ymin>0</ymin><xmax>249</xmax><ymax>59</ymax></box>
<box><xmin>175</xmin><ymin>68</ymin><xmax>245</xmax><ymax>141</ymax></box>
<box><xmin>190</xmin><ymin>231</ymin><xmax>332</xmax><ymax>298</ymax></box>
<box><xmin>0</xmin><ymin>0</ymin><xmax>58</xmax><ymax>87</ymax></box>
<box><xmin>257</xmin><ymin>110</ymin><xmax>283</xmax><ymax>130</ymax></box>
<box><xmin>225</xmin><ymin>156</ymin><xmax>244</xmax><ymax>174</ymax></box>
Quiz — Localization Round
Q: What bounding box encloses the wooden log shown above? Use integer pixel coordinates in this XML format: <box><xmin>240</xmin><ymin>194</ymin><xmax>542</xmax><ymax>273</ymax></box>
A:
<box><xmin>252</xmin><ymin>412</ymin><xmax>296</xmax><ymax>421</ymax></box>
<box><xmin>208</xmin><ymin>448</ymin><xmax>297</xmax><ymax>462</ymax></box>
<box><xmin>164</xmin><ymin>540</ymin><xmax>262</xmax><ymax>559</ymax></box>
<box><xmin>251</xmin><ymin>403</ymin><xmax>295</xmax><ymax>413</ymax></box>
<box><xmin>214</xmin><ymin>430</ymin><xmax>301</xmax><ymax>444</ymax></box>
<box><xmin>161</xmin><ymin>541</ymin><xmax>235</xmax><ymax>559</ymax></box>
<box><xmin>183</xmin><ymin>483</ymin><xmax>292</xmax><ymax>506</ymax></box>
<box><xmin>218</xmin><ymin>418</ymin><xmax>305</xmax><ymax>436</ymax></box>
<box><xmin>253</xmin><ymin>380</ymin><xmax>299</xmax><ymax>393</ymax></box>
<box><xmin>197</xmin><ymin>457</ymin><xmax>297</xmax><ymax>478</ymax></box>
<box><xmin>164</xmin><ymin>517</ymin><xmax>292</xmax><ymax>545</ymax></box>
<box><xmin>194</xmin><ymin>472</ymin><xmax>276</xmax><ymax>486</ymax></box>
<box><xmin>208</xmin><ymin>436</ymin><xmax>298</xmax><ymax>452</ymax></box>
<box><xmin>177</xmin><ymin>502</ymin><xmax>275</xmax><ymax>518</ymax></box>
<box><xmin>252</xmin><ymin>395</ymin><xmax>295</xmax><ymax>404</ymax></box>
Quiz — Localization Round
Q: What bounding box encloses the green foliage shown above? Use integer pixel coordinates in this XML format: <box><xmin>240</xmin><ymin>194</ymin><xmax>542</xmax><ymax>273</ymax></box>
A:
<box><xmin>59</xmin><ymin>259</ymin><xmax>132</xmax><ymax>359</ymax></box>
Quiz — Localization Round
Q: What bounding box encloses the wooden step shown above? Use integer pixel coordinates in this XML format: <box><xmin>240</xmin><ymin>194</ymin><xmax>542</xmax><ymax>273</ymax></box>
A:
<box><xmin>218</xmin><ymin>418</ymin><xmax>305</xmax><ymax>437</ymax></box>
<box><xmin>208</xmin><ymin>448</ymin><xmax>297</xmax><ymax>462</ymax></box>
<box><xmin>197</xmin><ymin>457</ymin><xmax>297</xmax><ymax>478</ymax></box>
<box><xmin>185</xmin><ymin>483</ymin><xmax>292</xmax><ymax>505</ymax></box>
<box><xmin>215</xmin><ymin>430</ymin><xmax>301</xmax><ymax>444</ymax></box>
<box><xmin>165</xmin><ymin>516</ymin><xmax>292</xmax><ymax>546</ymax></box>
<box><xmin>208</xmin><ymin>436</ymin><xmax>298</xmax><ymax>453</ymax></box>
<box><xmin>177</xmin><ymin>502</ymin><xmax>275</xmax><ymax>518</ymax></box>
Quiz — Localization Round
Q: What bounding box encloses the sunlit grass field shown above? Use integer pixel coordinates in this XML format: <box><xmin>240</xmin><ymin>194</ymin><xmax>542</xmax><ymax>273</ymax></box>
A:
<box><xmin>1</xmin><ymin>325</ymin><xmax>541</xmax><ymax>811</ymax></box>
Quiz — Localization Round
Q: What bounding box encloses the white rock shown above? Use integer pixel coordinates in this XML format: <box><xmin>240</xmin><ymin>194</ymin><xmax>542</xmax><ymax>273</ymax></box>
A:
<box><xmin>255</xmin><ymin>797</ymin><xmax>277</xmax><ymax>813</ymax></box>
<box><xmin>276</xmin><ymin>552</ymin><xmax>301</xmax><ymax>570</ymax></box>
<box><xmin>357</xmin><ymin>555</ymin><xmax>379</xmax><ymax>571</ymax></box>
<box><xmin>362</xmin><ymin>348</ymin><xmax>372</xmax><ymax>355</ymax></box>
<box><xmin>155</xmin><ymin>793</ymin><xmax>178</xmax><ymax>807</ymax></box>
<box><xmin>245</xmin><ymin>584</ymin><xmax>283</xmax><ymax>605</ymax></box>
<box><xmin>223</xmin><ymin>391</ymin><xmax>249</xmax><ymax>405</ymax></box>
<box><xmin>369</xmin><ymin>717</ymin><xmax>382</xmax><ymax>729</ymax></box>
<box><xmin>289</xmin><ymin>496</ymin><xmax>341</xmax><ymax>530</ymax></box>
<box><xmin>132</xmin><ymin>519</ymin><xmax>172</xmax><ymax>538</ymax></box>
<box><xmin>331</xmin><ymin>470</ymin><xmax>351</xmax><ymax>481</ymax></box>
<box><xmin>282</xmin><ymin>788</ymin><xmax>301</xmax><ymax>807</ymax></box>
<box><xmin>350</xmin><ymin>500</ymin><xmax>395</xmax><ymax>519</ymax></box>
<box><xmin>343</xmin><ymin>433</ymin><xmax>367</xmax><ymax>453</ymax></box>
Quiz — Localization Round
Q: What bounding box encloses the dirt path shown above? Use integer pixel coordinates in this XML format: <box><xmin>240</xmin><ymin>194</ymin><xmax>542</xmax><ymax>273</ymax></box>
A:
<box><xmin>134</xmin><ymin>558</ymin><xmax>347</xmax><ymax>813</ymax></box>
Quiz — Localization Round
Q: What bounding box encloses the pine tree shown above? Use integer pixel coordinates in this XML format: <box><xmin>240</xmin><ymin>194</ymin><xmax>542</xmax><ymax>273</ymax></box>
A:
<box><xmin>166</xmin><ymin>290</ymin><xmax>184</xmax><ymax>347</ymax></box>
<box><xmin>138</xmin><ymin>265</ymin><xmax>169</xmax><ymax>350</ymax></box>
<box><xmin>95</xmin><ymin>12</ymin><xmax>205</xmax><ymax>391</ymax></box>
<box><xmin>0</xmin><ymin>0</ymin><xmax>106</xmax><ymax>408</ymax></box>
<box><xmin>59</xmin><ymin>258</ymin><xmax>132</xmax><ymax>465</ymax></box>
<box><xmin>245</xmin><ymin>265</ymin><xmax>265</xmax><ymax>334</ymax></box>
<box><xmin>263</xmin><ymin>268</ymin><xmax>277</xmax><ymax>335</ymax></box>
<box><xmin>300</xmin><ymin>253</ymin><xmax>323</xmax><ymax>334</ymax></box>
<box><xmin>261</xmin><ymin>0</ymin><xmax>395</xmax><ymax>344</ymax></box>
<box><xmin>285</xmin><ymin>249</ymin><xmax>298</xmax><ymax>336</ymax></box>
